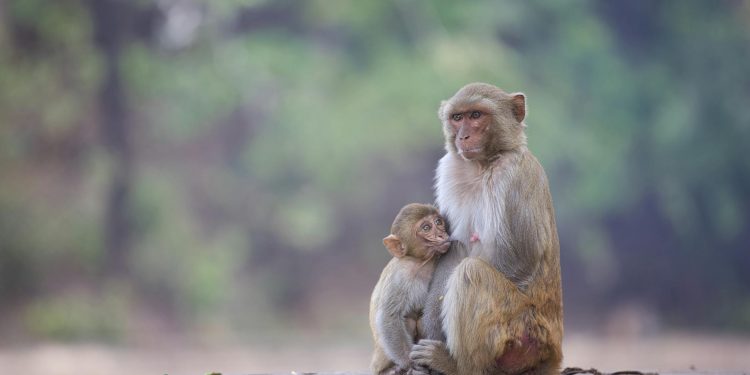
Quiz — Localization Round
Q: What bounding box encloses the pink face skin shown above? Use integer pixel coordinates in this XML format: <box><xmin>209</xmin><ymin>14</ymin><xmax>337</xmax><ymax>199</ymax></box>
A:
<box><xmin>448</xmin><ymin>109</ymin><xmax>492</xmax><ymax>161</ymax></box>
<box><xmin>414</xmin><ymin>213</ymin><xmax>450</xmax><ymax>256</ymax></box>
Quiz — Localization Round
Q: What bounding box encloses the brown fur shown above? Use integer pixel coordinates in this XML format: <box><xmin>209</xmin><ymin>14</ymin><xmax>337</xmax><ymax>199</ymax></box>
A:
<box><xmin>411</xmin><ymin>83</ymin><xmax>563</xmax><ymax>375</ymax></box>
<box><xmin>370</xmin><ymin>204</ymin><xmax>450</xmax><ymax>375</ymax></box>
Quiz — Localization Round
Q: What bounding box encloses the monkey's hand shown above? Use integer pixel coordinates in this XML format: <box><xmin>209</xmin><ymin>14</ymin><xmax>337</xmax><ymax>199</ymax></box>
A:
<box><xmin>410</xmin><ymin>339</ymin><xmax>457</xmax><ymax>375</ymax></box>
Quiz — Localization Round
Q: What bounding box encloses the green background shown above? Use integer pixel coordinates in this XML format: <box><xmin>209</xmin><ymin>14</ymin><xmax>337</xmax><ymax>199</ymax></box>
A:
<box><xmin>1</xmin><ymin>0</ymin><xmax>749</xmax><ymax>346</ymax></box>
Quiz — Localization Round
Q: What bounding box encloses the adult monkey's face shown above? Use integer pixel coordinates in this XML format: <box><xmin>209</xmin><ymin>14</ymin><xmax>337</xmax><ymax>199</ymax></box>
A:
<box><xmin>438</xmin><ymin>82</ymin><xmax>528</xmax><ymax>161</ymax></box>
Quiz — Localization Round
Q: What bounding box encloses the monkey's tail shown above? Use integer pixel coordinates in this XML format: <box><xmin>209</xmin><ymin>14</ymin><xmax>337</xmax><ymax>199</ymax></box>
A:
<box><xmin>442</xmin><ymin>257</ymin><xmax>530</xmax><ymax>374</ymax></box>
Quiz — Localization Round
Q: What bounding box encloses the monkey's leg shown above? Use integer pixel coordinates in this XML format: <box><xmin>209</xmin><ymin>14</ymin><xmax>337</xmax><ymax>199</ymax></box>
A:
<box><xmin>409</xmin><ymin>318</ymin><xmax>440</xmax><ymax>375</ymax></box>
<box><xmin>411</xmin><ymin>256</ymin><xmax>513</xmax><ymax>375</ymax></box>
<box><xmin>442</xmin><ymin>257</ymin><xmax>534</xmax><ymax>375</ymax></box>
<box><xmin>371</xmin><ymin>343</ymin><xmax>397</xmax><ymax>375</ymax></box>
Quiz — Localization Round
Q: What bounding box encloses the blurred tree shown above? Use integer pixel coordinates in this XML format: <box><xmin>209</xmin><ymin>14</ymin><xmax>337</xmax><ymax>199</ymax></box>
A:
<box><xmin>89</xmin><ymin>0</ymin><xmax>134</xmax><ymax>276</ymax></box>
<box><xmin>0</xmin><ymin>0</ymin><xmax>749</xmax><ymax>342</ymax></box>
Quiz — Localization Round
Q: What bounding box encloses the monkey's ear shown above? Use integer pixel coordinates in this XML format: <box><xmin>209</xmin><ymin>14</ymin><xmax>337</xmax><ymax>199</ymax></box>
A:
<box><xmin>510</xmin><ymin>92</ymin><xmax>526</xmax><ymax>123</ymax></box>
<box><xmin>383</xmin><ymin>234</ymin><xmax>406</xmax><ymax>258</ymax></box>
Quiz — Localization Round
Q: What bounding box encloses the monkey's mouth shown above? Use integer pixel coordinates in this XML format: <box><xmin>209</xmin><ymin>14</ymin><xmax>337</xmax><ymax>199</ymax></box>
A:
<box><xmin>457</xmin><ymin>146</ymin><xmax>483</xmax><ymax>159</ymax></box>
<box><xmin>433</xmin><ymin>240</ymin><xmax>451</xmax><ymax>254</ymax></box>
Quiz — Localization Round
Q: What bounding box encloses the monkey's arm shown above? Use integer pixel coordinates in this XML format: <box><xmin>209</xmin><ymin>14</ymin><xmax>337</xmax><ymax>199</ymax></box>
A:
<box><xmin>493</xmin><ymin>155</ymin><xmax>552</xmax><ymax>288</ymax></box>
<box><xmin>376</xmin><ymin>286</ymin><xmax>418</xmax><ymax>370</ymax></box>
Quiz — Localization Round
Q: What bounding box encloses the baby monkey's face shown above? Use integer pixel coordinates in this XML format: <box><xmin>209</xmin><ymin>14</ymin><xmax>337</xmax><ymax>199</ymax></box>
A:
<box><xmin>413</xmin><ymin>213</ymin><xmax>450</xmax><ymax>257</ymax></box>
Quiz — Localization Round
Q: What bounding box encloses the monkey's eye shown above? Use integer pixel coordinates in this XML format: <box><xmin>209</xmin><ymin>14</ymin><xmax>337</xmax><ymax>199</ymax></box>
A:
<box><xmin>451</xmin><ymin>113</ymin><xmax>463</xmax><ymax>121</ymax></box>
<box><xmin>470</xmin><ymin>111</ymin><xmax>481</xmax><ymax>119</ymax></box>
<box><xmin>421</xmin><ymin>223</ymin><xmax>432</xmax><ymax>232</ymax></box>
<box><xmin>435</xmin><ymin>218</ymin><xmax>443</xmax><ymax>226</ymax></box>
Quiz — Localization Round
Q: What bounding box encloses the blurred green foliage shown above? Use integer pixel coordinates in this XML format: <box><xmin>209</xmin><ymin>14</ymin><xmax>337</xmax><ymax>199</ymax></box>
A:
<box><xmin>23</xmin><ymin>284</ymin><xmax>127</xmax><ymax>342</ymax></box>
<box><xmin>0</xmin><ymin>0</ymin><xmax>749</xmax><ymax>343</ymax></box>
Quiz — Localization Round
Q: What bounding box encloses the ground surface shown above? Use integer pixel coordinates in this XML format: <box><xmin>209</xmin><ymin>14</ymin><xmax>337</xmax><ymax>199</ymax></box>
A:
<box><xmin>1</xmin><ymin>332</ymin><xmax>748</xmax><ymax>375</ymax></box>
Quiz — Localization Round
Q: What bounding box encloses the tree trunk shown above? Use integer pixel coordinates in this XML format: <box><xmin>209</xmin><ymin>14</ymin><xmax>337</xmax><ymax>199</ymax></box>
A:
<box><xmin>89</xmin><ymin>0</ymin><xmax>133</xmax><ymax>277</ymax></box>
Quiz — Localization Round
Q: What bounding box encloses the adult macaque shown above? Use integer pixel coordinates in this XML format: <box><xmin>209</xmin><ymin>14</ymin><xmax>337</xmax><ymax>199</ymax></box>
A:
<box><xmin>370</xmin><ymin>203</ymin><xmax>452</xmax><ymax>375</ymax></box>
<box><xmin>411</xmin><ymin>83</ymin><xmax>563</xmax><ymax>375</ymax></box>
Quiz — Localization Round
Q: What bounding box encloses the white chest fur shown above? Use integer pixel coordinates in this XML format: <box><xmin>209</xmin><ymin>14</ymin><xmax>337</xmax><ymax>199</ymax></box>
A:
<box><xmin>434</xmin><ymin>153</ymin><xmax>516</xmax><ymax>258</ymax></box>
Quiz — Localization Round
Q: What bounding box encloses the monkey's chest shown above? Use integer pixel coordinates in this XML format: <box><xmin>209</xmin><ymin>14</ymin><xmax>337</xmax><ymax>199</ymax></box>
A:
<box><xmin>403</xmin><ymin>273</ymin><xmax>431</xmax><ymax>313</ymax></box>
<box><xmin>435</xmin><ymin>154</ymin><xmax>512</xmax><ymax>250</ymax></box>
<box><xmin>442</xmin><ymin>182</ymin><xmax>507</xmax><ymax>251</ymax></box>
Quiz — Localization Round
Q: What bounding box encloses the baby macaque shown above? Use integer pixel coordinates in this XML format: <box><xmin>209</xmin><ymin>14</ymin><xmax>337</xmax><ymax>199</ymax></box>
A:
<box><xmin>369</xmin><ymin>203</ymin><xmax>451</xmax><ymax>375</ymax></box>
